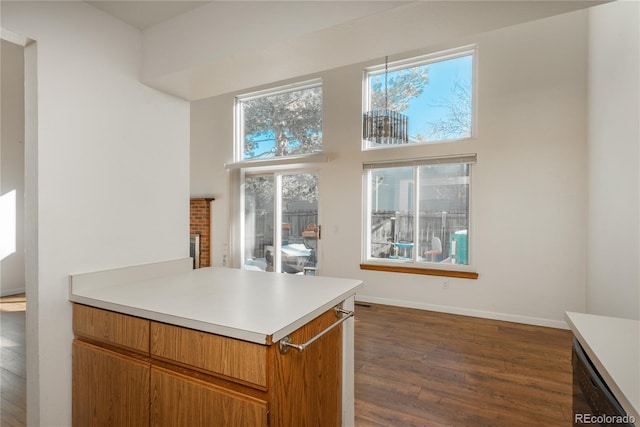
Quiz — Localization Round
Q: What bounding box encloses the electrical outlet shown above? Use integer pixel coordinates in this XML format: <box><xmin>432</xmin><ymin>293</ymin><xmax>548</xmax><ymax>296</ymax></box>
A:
<box><xmin>443</xmin><ymin>280</ymin><xmax>450</xmax><ymax>289</ymax></box>
<box><xmin>222</xmin><ymin>243</ymin><xmax>228</xmax><ymax>267</ymax></box>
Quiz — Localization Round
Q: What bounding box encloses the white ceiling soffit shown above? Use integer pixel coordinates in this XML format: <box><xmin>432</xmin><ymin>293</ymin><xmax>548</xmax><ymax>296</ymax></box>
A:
<box><xmin>141</xmin><ymin>1</ymin><xmax>409</xmax><ymax>85</ymax></box>
<box><xmin>141</xmin><ymin>0</ymin><xmax>607</xmax><ymax>101</ymax></box>
<box><xmin>87</xmin><ymin>1</ymin><xmax>211</xmax><ymax>30</ymax></box>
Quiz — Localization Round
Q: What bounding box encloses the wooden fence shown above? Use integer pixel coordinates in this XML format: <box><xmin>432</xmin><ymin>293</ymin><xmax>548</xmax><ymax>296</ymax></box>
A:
<box><xmin>247</xmin><ymin>210</ymin><xmax>318</xmax><ymax>259</ymax></box>
<box><xmin>371</xmin><ymin>210</ymin><xmax>468</xmax><ymax>260</ymax></box>
<box><xmin>248</xmin><ymin>209</ymin><xmax>467</xmax><ymax>261</ymax></box>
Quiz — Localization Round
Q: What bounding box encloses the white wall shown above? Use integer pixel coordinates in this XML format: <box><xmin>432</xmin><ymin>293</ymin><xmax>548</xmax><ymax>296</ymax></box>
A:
<box><xmin>587</xmin><ymin>0</ymin><xmax>640</xmax><ymax>320</ymax></box>
<box><xmin>1</xmin><ymin>2</ymin><xmax>190</xmax><ymax>425</ymax></box>
<box><xmin>1</xmin><ymin>39</ymin><xmax>25</xmax><ymax>296</ymax></box>
<box><xmin>144</xmin><ymin>0</ymin><xmax>600</xmax><ymax>101</ymax></box>
<box><xmin>191</xmin><ymin>10</ymin><xmax>589</xmax><ymax>328</ymax></box>
<box><xmin>142</xmin><ymin>1</ymin><xmax>403</xmax><ymax>99</ymax></box>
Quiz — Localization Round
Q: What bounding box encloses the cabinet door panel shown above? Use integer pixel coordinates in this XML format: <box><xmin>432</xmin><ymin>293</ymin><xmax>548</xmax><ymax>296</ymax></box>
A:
<box><xmin>72</xmin><ymin>340</ymin><xmax>150</xmax><ymax>426</ymax></box>
<box><xmin>73</xmin><ymin>304</ymin><xmax>150</xmax><ymax>354</ymax></box>
<box><xmin>151</xmin><ymin>322</ymin><xmax>267</xmax><ymax>388</ymax></box>
<box><xmin>271</xmin><ymin>308</ymin><xmax>342</xmax><ymax>427</ymax></box>
<box><xmin>151</xmin><ymin>366</ymin><xmax>268</xmax><ymax>427</ymax></box>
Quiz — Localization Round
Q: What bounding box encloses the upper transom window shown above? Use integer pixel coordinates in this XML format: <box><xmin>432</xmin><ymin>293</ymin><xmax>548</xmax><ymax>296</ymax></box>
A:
<box><xmin>235</xmin><ymin>79</ymin><xmax>322</xmax><ymax>162</ymax></box>
<box><xmin>363</xmin><ymin>46</ymin><xmax>475</xmax><ymax>149</ymax></box>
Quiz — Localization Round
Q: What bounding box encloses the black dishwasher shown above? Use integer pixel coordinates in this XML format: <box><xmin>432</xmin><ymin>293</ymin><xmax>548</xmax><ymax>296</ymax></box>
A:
<box><xmin>573</xmin><ymin>338</ymin><xmax>635</xmax><ymax>426</ymax></box>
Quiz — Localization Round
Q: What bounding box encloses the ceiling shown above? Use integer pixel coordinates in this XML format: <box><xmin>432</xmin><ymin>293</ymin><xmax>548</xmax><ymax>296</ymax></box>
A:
<box><xmin>83</xmin><ymin>0</ymin><xmax>609</xmax><ymax>101</ymax></box>
<box><xmin>86</xmin><ymin>1</ymin><xmax>410</xmax><ymax>31</ymax></box>
<box><xmin>87</xmin><ymin>1</ymin><xmax>212</xmax><ymax>30</ymax></box>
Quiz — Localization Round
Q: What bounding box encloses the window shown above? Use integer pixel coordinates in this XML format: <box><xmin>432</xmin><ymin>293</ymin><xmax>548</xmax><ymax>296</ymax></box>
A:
<box><xmin>234</xmin><ymin>80</ymin><xmax>324</xmax><ymax>274</ymax></box>
<box><xmin>235</xmin><ymin>80</ymin><xmax>322</xmax><ymax>161</ymax></box>
<box><xmin>243</xmin><ymin>171</ymin><xmax>319</xmax><ymax>274</ymax></box>
<box><xmin>363</xmin><ymin>46</ymin><xmax>475</xmax><ymax>149</ymax></box>
<box><xmin>362</xmin><ymin>155</ymin><xmax>477</xmax><ymax>278</ymax></box>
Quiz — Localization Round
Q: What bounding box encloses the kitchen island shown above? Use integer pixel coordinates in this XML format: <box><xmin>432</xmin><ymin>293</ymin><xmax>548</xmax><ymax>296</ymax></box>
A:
<box><xmin>69</xmin><ymin>258</ymin><xmax>363</xmax><ymax>426</ymax></box>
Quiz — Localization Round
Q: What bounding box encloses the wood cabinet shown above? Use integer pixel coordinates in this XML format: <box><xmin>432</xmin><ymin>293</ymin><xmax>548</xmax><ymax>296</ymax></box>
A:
<box><xmin>72</xmin><ymin>304</ymin><xmax>343</xmax><ymax>427</ymax></box>
<box><xmin>73</xmin><ymin>303</ymin><xmax>150</xmax><ymax>353</ymax></box>
<box><xmin>72</xmin><ymin>340</ymin><xmax>150</xmax><ymax>426</ymax></box>
<box><xmin>150</xmin><ymin>321</ymin><xmax>268</xmax><ymax>389</ymax></box>
<box><xmin>150</xmin><ymin>366</ymin><xmax>268</xmax><ymax>426</ymax></box>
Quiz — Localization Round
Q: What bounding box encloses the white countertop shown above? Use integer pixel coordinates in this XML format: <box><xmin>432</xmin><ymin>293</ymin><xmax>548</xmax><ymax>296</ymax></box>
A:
<box><xmin>70</xmin><ymin>261</ymin><xmax>362</xmax><ymax>345</ymax></box>
<box><xmin>565</xmin><ymin>311</ymin><xmax>640</xmax><ymax>422</ymax></box>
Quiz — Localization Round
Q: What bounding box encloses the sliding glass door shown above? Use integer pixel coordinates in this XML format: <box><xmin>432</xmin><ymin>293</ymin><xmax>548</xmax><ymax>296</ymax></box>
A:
<box><xmin>243</xmin><ymin>171</ymin><xmax>319</xmax><ymax>274</ymax></box>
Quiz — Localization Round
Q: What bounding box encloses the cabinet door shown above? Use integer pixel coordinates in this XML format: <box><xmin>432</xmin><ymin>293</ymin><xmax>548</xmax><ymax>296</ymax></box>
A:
<box><xmin>150</xmin><ymin>321</ymin><xmax>267</xmax><ymax>389</ymax></box>
<box><xmin>271</xmin><ymin>308</ymin><xmax>343</xmax><ymax>427</ymax></box>
<box><xmin>73</xmin><ymin>304</ymin><xmax>150</xmax><ymax>354</ymax></box>
<box><xmin>151</xmin><ymin>366</ymin><xmax>268</xmax><ymax>427</ymax></box>
<box><xmin>72</xmin><ymin>340</ymin><xmax>150</xmax><ymax>427</ymax></box>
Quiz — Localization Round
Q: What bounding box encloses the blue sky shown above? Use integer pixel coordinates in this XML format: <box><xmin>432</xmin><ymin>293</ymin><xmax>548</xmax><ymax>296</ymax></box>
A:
<box><xmin>400</xmin><ymin>54</ymin><xmax>473</xmax><ymax>138</ymax></box>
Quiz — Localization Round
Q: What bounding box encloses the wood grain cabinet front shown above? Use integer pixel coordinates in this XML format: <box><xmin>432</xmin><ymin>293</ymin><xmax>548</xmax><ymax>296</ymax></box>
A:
<box><xmin>150</xmin><ymin>321</ymin><xmax>268</xmax><ymax>389</ymax></box>
<box><xmin>72</xmin><ymin>304</ymin><xmax>343</xmax><ymax>427</ymax></box>
<box><xmin>72</xmin><ymin>340</ymin><xmax>150</xmax><ymax>427</ymax></box>
<box><xmin>150</xmin><ymin>366</ymin><xmax>268</xmax><ymax>427</ymax></box>
<box><xmin>73</xmin><ymin>304</ymin><xmax>149</xmax><ymax>354</ymax></box>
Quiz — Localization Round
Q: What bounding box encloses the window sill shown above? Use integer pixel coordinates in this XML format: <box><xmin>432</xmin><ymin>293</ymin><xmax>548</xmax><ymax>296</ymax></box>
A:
<box><xmin>360</xmin><ymin>263</ymin><xmax>478</xmax><ymax>279</ymax></box>
<box><xmin>225</xmin><ymin>152</ymin><xmax>328</xmax><ymax>171</ymax></box>
<box><xmin>362</xmin><ymin>135</ymin><xmax>475</xmax><ymax>152</ymax></box>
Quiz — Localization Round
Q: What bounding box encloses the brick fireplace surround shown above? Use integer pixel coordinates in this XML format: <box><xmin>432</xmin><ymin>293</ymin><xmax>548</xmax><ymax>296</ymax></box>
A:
<box><xmin>190</xmin><ymin>198</ymin><xmax>214</xmax><ymax>268</ymax></box>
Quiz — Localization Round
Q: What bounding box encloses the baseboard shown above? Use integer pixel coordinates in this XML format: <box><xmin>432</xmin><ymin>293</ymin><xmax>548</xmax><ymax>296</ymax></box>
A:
<box><xmin>355</xmin><ymin>295</ymin><xmax>569</xmax><ymax>330</ymax></box>
<box><xmin>0</xmin><ymin>287</ymin><xmax>26</xmax><ymax>297</ymax></box>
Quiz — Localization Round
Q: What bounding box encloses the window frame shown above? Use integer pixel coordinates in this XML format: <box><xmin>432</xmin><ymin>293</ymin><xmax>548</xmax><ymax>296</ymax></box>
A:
<box><xmin>360</xmin><ymin>154</ymin><xmax>478</xmax><ymax>279</ymax></box>
<box><xmin>234</xmin><ymin>78</ymin><xmax>324</xmax><ymax>165</ymax></box>
<box><xmin>233</xmin><ymin>79</ymin><xmax>325</xmax><ymax>274</ymax></box>
<box><xmin>362</xmin><ymin>45</ymin><xmax>478</xmax><ymax>151</ymax></box>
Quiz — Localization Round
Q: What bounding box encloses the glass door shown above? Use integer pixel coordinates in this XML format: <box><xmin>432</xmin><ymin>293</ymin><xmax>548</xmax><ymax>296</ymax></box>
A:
<box><xmin>243</xmin><ymin>171</ymin><xmax>319</xmax><ymax>274</ymax></box>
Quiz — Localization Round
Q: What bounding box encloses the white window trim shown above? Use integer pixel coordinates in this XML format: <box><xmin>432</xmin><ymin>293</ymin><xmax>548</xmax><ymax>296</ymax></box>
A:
<box><xmin>225</xmin><ymin>152</ymin><xmax>328</xmax><ymax>171</ymax></box>
<box><xmin>233</xmin><ymin>78</ymin><xmax>323</xmax><ymax>166</ymax></box>
<box><xmin>362</xmin><ymin>44</ymin><xmax>478</xmax><ymax>151</ymax></box>
<box><xmin>361</xmin><ymin>154</ymin><xmax>476</xmax><ymax>274</ymax></box>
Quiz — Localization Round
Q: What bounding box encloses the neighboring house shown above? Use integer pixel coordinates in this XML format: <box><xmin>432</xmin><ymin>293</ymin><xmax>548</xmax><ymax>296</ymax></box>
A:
<box><xmin>1</xmin><ymin>1</ymin><xmax>637</xmax><ymax>425</ymax></box>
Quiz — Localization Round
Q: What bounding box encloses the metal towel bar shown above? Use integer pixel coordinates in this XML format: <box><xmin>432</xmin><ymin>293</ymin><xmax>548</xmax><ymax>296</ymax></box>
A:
<box><xmin>279</xmin><ymin>306</ymin><xmax>354</xmax><ymax>354</ymax></box>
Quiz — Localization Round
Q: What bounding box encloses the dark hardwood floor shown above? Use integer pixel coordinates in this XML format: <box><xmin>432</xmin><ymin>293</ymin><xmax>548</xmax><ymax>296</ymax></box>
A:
<box><xmin>354</xmin><ymin>303</ymin><xmax>573</xmax><ymax>427</ymax></box>
<box><xmin>0</xmin><ymin>296</ymin><xmax>573</xmax><ymax>427</ymax></box>
<box><xmin>0</xmin><ymin>294</ymin><xmax>26</xmax><ymax>427</ymax></box>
